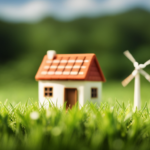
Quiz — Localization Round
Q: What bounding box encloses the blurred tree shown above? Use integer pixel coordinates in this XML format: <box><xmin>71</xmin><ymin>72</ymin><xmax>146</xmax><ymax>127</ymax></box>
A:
<box><xmin>0</xmin><ymin>8</ymin><xmax>150</xmax><ymax>82</ymax></box>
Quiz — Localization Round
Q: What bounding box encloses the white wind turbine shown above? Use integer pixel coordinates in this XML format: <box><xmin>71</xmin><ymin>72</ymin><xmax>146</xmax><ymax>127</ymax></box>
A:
<box><xmin>122</xmin><ymin>50</ymin><xmax>150</xmax><ymax>111</ymax></box>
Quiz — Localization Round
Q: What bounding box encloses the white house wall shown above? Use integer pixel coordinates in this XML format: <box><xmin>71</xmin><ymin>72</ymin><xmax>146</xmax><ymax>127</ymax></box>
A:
<box><xmin>84</xmin><ymin>82</ymin><xmax>102</xmax><ymax>105</ymax></box>
<box><xmin>38</xmin><ymin>80</ymin><xmax>102</xmax><ymax>108</ymax></box>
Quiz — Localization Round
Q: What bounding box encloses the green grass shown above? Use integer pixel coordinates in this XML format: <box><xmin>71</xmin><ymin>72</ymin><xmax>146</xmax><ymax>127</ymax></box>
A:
<box><xmin>103</xmin><ymin>80</ymin><xmax>150</xmax><ymax>107</ymax></box>
<box><xmin>0</xmin><ymin>81</ymin><xmax>150</xmax><ymax>150</ymax></box>
<box><xmin>0</xmin><ymin>100</ymin><xmax>150</xmax><ymax>150</ymax></box>
<box><xmin>0</xmin><ymin>81</ymin><xmax>38</xmax><ymax>104</ymax></box>
<box><xmin>103</xmin><ymin>81</ymin><xmax>134</xmax><ymax>105</ymax></box>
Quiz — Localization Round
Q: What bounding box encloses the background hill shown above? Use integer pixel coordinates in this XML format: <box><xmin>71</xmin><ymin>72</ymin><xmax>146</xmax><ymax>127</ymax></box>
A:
<box><xmin>0</xmin><ymin>8</ymin><xmax>150</xmax><ymax>83</ymax></box>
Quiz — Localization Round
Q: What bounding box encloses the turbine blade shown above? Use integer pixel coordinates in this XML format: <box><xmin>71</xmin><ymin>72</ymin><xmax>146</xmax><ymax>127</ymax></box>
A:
<box><xmin>124</xmin><ymin>50</ymin><xmax>136</xmax><ymax>63</ymax></box>
<box><xmin>139</xmin><ymin>69</ymin><xmax>150</xmax><ymax>82</ymax></box>
<box><xmin>122</xmin><ymin>73</ymin><xmax>135</xmax><ymax>87</ymax></box>
<box><xmin>144</xmin><ymin>60</ymin><xmax>150</xmax><ymax>67</ymax></box>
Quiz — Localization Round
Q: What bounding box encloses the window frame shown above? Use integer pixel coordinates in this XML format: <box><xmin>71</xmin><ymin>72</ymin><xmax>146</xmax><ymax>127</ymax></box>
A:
<box><xmin>91</xmin><ymin>88</ymin><xmax>98</xmax><ymax>98</ymax></box>
<box><xmin>44</xmin><ymin>87</ymin><xmax>53</xmax><ymax>97</ymax></box>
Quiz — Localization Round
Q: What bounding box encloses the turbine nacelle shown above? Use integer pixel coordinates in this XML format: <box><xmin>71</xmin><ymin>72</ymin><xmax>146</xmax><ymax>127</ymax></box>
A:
<box><xmin>134</xmin><ymin>63</ymin><xmax>147</xmax><ymax>71</ymax></box>
<box><xmin>133</xmin><ymin>62</ymin><xmax>146</xmax><ymax>70</ymax></box>
<box><xmin>133</xmin><ymin>62</ymin><xmax>139</xmax><ymax>69</ymax></box>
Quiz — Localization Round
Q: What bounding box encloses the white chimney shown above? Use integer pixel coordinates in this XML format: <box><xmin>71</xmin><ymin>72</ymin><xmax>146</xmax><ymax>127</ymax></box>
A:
<box><xmin>47</xmin><ymin>50</ymin><xmax>56</xmax><ymax>59</ymax></box>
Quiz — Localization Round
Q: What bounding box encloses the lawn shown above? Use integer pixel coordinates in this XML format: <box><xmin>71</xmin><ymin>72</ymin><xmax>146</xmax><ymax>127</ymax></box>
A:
<box><xmin>0</xmin><ymin>80</ymin><xmax>150</xmax><ymax>150</ymax></box>
<box><xmin>0</xmin><ymin>98</ymin><xmax>150</xmax><ymax>150</ymax></box>
<box><xmin>103</xmin><ymin>79</ymin><xmax>150</xmax><ymax>108</ymax></box>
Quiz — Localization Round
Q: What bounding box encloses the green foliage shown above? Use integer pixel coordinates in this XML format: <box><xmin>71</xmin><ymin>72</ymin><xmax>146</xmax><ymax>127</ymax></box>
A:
<box><xmin>0</xmin><ymin>101</ymin><xmax>150</xmax><ymax>150</ymax></box>
<box><xmin>0</xmin><ymin>8</ymin><xmax>150</xmax><ymax>85</ymax></box>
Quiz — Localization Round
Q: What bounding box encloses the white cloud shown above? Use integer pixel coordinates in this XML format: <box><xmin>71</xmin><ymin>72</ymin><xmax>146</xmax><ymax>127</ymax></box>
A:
<box><xmin>0</xmin><ymin>1</ymin><xmax>51</xmax><ymax>22</ymax></box>
<box><xmin>53</xmin><ymin>0</ymin><xmax>150</xmax><ymax>20</ymax></box>
<box><xmin>0</xmin><ymin>0</ymin><xmax>150</xmax><ymax>22</ymax></box>
<box><xmin>65</xmin><ymin>0</ymin><xmax>94</xmax><ymax>11</ymax></box>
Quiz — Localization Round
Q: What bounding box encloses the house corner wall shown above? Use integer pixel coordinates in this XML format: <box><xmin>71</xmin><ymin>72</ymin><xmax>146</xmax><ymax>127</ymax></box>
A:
<box><xmin>84</xmin><ymin>81</ymin><xmax>102</xmax><ymax>105</ymax></box>
<box><xmin>38</xmin><ymin>80</ymin><xmax>64</xmax><ymax>108</ymax></box>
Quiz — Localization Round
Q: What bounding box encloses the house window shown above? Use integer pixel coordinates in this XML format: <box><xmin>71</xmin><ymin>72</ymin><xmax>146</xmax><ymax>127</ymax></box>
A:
<box><xmin>44</xmin><ymin>87</ymin><xmax>53</xmax><ymax>97</ymax></box>
<box><xmin>91</xmin><ymin>88</ymin><xmax>97</xmax><ymax>98</ymax></box>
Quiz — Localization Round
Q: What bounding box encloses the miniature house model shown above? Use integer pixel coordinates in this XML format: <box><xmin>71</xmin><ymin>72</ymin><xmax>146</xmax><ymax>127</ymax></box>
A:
<box><xmin>35</xmin><ymin>50</ymin><xmax>106</xmax><ymax>109</ymax></box>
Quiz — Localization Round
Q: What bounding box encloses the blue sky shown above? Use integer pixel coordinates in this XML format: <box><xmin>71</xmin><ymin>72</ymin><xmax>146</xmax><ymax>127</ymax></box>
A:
<box><xmin>0</xmin><ymin>0</ymin><xmax>150</xmax><ymax>22</ymax></box>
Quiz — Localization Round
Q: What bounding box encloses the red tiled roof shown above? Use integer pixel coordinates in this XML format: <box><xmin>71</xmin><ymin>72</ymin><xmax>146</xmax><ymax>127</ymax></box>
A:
<box><xmin>35</xmin><ymin>53</ymin><xmax>106</xmax><ymax>81</ymax></box>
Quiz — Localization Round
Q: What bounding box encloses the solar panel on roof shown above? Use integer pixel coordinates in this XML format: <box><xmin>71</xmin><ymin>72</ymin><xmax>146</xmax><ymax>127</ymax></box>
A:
<box><xmin>62</xmin><ymin>57</ymin><xmax>77</xmax><ymax>75</ymax></box>
<box><xmin>70</xmin><ymin>57</ymin><xmax>85</xmax><ymax>75</ymax></box>
<box><xmin>40</xmin><ymin>56</ymin><xmax>89</xmax><ymax>76</ymax></box>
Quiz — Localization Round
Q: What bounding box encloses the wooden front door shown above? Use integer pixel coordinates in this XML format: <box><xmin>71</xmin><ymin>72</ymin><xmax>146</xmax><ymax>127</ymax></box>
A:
<box><xmin>64</xmin><ymin>88</ymin><xmax>77</xmax><ymax>109</ymax></box>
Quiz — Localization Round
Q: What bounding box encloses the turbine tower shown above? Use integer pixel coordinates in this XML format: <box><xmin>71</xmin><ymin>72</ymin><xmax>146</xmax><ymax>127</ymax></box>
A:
<box><xmin>122</xmin><ymin>50</ymin><xmax>150</xmax><ymax>111</ymax></box>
